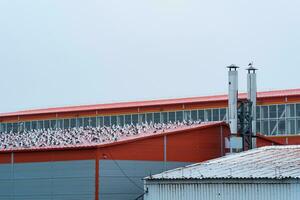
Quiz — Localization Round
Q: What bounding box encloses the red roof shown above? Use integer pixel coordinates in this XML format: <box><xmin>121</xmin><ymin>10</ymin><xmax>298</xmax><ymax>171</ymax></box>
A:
<box><xmin>0</xmin><ymin>122</ymin><xmax>227</xmax><ymax>153</ymax></box>
<box><xmin>1</xmin><ymin>88</ymin><xmax>300</xmax><ymax>117</ymax></box>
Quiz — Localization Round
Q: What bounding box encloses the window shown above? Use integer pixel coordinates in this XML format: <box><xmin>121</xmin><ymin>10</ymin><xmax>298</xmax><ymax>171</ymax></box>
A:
<box><xmin>63</xmin><ymin>119</ymin><xmax>70</xmax><ymax>129</ymax></box>
<box><xmin>18</xmin><ymin>122</ymin><xmax>24</xmax><ymax>132</ymax></box>
<box><xmin>12</xmin><ymin>123</ymin><xmax>18</xmax><ymax>132</ymax></box>
<box><xmin>184</xmin><ymin>111</ymin><xmax>191</xmax><ymax>121</ymax></box>
<box><xmin>138</xmin><ymin>114</ymin><xmax>146</xmax><ymax>124</ymax></box>
<box><xmin>111</xmin><ymin>116</ymin><xmax>117</xmax><ymax>126</ymax></box>
<box><xmin>0</xmin><ymin>123</ymin><xmax>6</xmax><ymax>132</ymax></box>
<box><xmin>261</xmin><ymin>120</ymin><xmax>269</xmax><ymax>135</ymax></box>
<box><xmin>191</xmin><ymin>110</ymin><xmax>198</xmax><ymax>121</ymax></box>
<box><xmin>213</xmin><ymin>109</ymin><xmax>220</xmax><ymax>121</ymax></box>
<box><xmin>297</xmin><ymin>119</ymin><xmax>300</xmax><ymax>134</ymax></box>
<box><xmin>256</xmin><ymin>106</ymin><xmax>261</xmax><ymax>119</ymax></box>
<box><xmin>146</xmin><ymin>113</ymin><xmax>153</xmax><ymax>123</ymax></box>
<box><xmin>37</xmin><ymin>120</ymin><xmax>44</xmax><ymax>130</ymax></box>
<box><xmin>77</xmin><ymin>118</ymin><xmax>83</xmax><ymax>127</ymax></box>
<box><xmin>278</xmin><ymin>120</ymin><xmax>285</xmax><ymax>135</ymax></box>
<box><xmin>57</xmin><ymin>120</ymin><xmax>63</xmax><ymax>129</ymax></box>
<box><xmin>83</xmin><ymin>117</ymin><xmax>90</xmax><ymax>127</ymax></box>
<box><xmin>132</xmin><ymin>114</ymin><xmax>139</xmax><ymax>125</ymax></box>
<box><xmin>220</xmin><ymin>108</ymin><xmax>226</xmax><ymax>121</ymax></box>
<box><xmin>269</xmin><ymin>105</ymin><xmax>277</xmax><ymax>119</ymax></box>
<box><xmin>256</xmin><ymin>120</ymin><xmax>261</xmax><ymax>133</ymax></box>
<box><xmin>168</xmin><ymin>112</ymin><xmax>175</xmax><ymax>122</ymax></box>
<box><xmin>7</xmin><ymin>123</ymin><xmax>12</xmax><ymax>133</ymax></box>
<box><xmin>44</xmin><ymin>120</ymin><xmax>50</xmax><ymax>129</ymax></box>
<box><xmin>32</xmin><ymin>121</ymin><xmax>37</xmax><ymax>130</ymax></box>
<box><xmin>287</xmin><ymin>104</ymin><xmax>295</xmax><ymax>117</ymax></box>
<box><xmin>261</xmin><ymin>106</ymin><xmax>268</xmax><ymax>119</ymax></box>
<box><xmin>278</xmin><ymin>105</ymin><xmax>286</xmax><ymax>119</ymax></box>
<box><xmin>104</xmin><ymin>116</ymin><xmax>110</xmax><ymax>127</ymax></box>
<box><xmin>153</xmin><ymin>113</ymin><xmax>160</xmax><ymax>123</ymax></box>
<box><xmin>70</xmin><ymin>118</ymin><xmax>77</xmax><ymax>128</ymax></box>
<box><xmin>176</xmin><ymin>111</ymin><xmax>183</xmax><ymax>122</ymax></box>
<box><xmin>125</xmin><ymin>115</ymin><xmax>132</xmax><ymax>124</ymax></box>
<box><xmin>296</xmin><ymin>104</ymin><xmax>300</xmax><ymax>117</ymax></box>
<box><xmin>117</xmin><ymin>115</ymin><xmax>124</xmax><ymax>126</ymax></box>
<box><xmin>25</xmin><ymin>121</ymin><xmax>31</xmax><ymax>131</ymax></box>
<box><xmin>50</xmin><ymin>120</ymin><xmax>57</xmax><ymax>129</ymax></box>
<box><xmin>90</xmin><ymin>117</ymin><xmax>96</xmax><ymax>127</ymax></box>
<box><xmin>198</xmin><ymin>110</ymin><xmax>204</xmax><ymax>121</ymax></box>
<box><xmin>270</xmin><ymin>120</ymin><xmax>277</xmax><ymax>135</ymax></box>
<box><xmin>205</xmin><ymin>110</ymin><xmax>212</xmax><ymax>121</ymax></box>
<box><xmin>97</xmin><ymin>117</ymin><xmax>103</xmax><ymax>127</ymax></box>
<box><xmin>161</xmin><ymin>112</ymin><xmax>168</xmax><ymax>123</ymax></box>
<box><xmin>287</xmin><ymin>119</ymin><xmax>296</xmax><ymax>134</ymax></box>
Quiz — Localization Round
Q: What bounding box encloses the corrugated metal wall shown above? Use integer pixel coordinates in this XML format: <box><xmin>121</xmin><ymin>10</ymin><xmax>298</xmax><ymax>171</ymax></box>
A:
<box><xmin>0</xmin><ymin>160</ymin><xmax>95</xmax><ymax>200</ymax></box>
<box><xmin>99</xmin><ymin>160</ymin><xmax>191</xmax><ymax>200</ymax></box>
<box><xmin>144</xmin><ymin>181</ymin><xmax>300</xmax><ymax>200</ymax></box>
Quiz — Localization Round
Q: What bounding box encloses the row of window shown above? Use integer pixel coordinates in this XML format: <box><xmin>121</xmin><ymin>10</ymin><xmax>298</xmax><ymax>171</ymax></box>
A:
<box><xmin>257</xmin><ymin>118</ymin><xmax>300</xmax><ymax>135</ymax></box>
<box><xmin>0</xmin><ymin>108</ymin><xmax>227</xmax><ymax>133</ymax></box>
<box><xmin>256</xmin><ymin>104</ymin><xmax>300</xmax><ymax>119</ymax></box>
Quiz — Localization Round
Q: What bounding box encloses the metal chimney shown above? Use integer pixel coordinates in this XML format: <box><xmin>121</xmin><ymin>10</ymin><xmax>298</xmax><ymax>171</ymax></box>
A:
<box><xmin>227</xmin><ymin>64</ymin><xmax>239</xmax><ymax>134</ymax></box>
<box><xmin>246</xmin><ymin>63</ymin><xmax>258</xmax><ymax>148</ymax></box>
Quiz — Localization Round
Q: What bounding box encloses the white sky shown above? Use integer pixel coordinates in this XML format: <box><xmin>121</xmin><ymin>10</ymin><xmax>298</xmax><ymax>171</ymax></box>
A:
<box><xmin>0</xmin><ymin>0</ymin><xmax>299</xmax><ymax>113</ymax></box>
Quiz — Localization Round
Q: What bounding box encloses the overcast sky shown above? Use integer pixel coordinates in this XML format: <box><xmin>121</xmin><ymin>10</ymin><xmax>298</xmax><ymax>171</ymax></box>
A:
<box><xmin>0</xmin><ymin>0</ymin><xmax>299</xmax><ymax>113</ymax></box>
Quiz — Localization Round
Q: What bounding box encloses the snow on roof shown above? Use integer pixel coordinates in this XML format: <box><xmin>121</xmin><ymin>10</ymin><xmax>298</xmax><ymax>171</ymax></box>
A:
<box><xmin>147</xmin><ymin>145</ymin><xmax>300</xmax><ymax>180</ymax></box>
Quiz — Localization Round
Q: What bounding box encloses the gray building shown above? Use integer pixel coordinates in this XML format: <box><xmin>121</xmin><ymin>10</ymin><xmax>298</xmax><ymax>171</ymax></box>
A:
<box><xmin>144</xmin><ymin>146</ymin><xmax>300</xmax><ymax>200</ymax></box>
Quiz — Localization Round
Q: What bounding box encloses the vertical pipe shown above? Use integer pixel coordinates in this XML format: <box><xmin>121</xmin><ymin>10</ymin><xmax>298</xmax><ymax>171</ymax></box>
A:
<box><xmin>247</xmin><ymin>64</ymin><xmax>258</xmax><ymax>148</ymax></box>
<box><xmin>227</xmin><ymin>65</ymin><xmax>239</xmax><ymax>134</ymax></box>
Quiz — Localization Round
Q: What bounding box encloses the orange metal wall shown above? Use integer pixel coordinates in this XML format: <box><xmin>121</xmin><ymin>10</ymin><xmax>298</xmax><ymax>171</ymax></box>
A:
<box><xmin>257</xmin><ymin>135</ymin><xmax>300</xmax><ymax>147</ymax></box>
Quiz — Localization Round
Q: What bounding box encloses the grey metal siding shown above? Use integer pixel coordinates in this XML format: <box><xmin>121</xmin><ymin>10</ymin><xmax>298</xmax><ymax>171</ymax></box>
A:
<box><xmin>99</xmin><ymin>160</ymin><xmax>191</xmax><ymax>200</ymax></box>
<box><xmin>0</xmin><ymin>160</ymin><xmax>95</xmax><ymax>200</ymax></box>
<box><xmin>144</xmin><ymin>180</ymin><xmax>300</xmax><ymax>200</ymax></box>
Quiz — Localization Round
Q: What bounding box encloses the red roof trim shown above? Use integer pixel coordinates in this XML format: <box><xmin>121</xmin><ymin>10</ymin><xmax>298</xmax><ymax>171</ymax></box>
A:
<box><xmin>0</xmin><ymin>122</ymin><xmax>228</xmax><ymax>153</ymax></box>
<box><xmin>1</xmin><ymin>88</ymin><xmax>300</xmax><ymax>117</ymax></box>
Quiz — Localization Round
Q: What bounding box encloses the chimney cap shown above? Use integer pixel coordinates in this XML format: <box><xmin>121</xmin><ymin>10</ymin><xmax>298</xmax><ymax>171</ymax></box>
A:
<box><xmin>246</xmin><ymin>62</ymin><xmax>258</xmax><ymax>72</ymax></box>
<box><xmin>227</xmin><ymin>64</ymin><xmax>239</xmax><ymax>70</ymax></box>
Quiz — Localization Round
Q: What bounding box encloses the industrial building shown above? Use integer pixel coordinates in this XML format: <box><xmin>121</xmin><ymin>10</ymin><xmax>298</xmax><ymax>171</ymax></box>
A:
<box><xmin>0</xmin><ymin>122</ymin><xmax>229</xmax><ymax>200</ymax></box>
<box><xmin>144</xmin><ymin>145</ymin><xmax>300</xmax><ymax>200</ymax></box>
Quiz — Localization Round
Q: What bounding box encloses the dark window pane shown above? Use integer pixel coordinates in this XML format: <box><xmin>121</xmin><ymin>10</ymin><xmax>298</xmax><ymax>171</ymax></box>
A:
<box><xmin>125</xmin><ymin>115</ymin><xmax>132</xmax><ymax>124</ymax></box>
<box><xmin>70</xmin><ymin>118</ymin><xmax>77</xmax><ymax>128</ymax></box>
<box><xmin>63</xmin><ymin>119</ymin><xmax>70</xmax><ymax>129</ymax></box>
<box><xmin>83</xmin><ymin>117</ymin><xmax>89</xmax><ymax>127</ymax></box>
<box><xmin>278</xmin><ymin>105</ymin><xmax>286</xmax><ymax>119</ymax></box>
<box><xmin>213</xmin><ymin>109</ymin><xmax>220</xmax><ymax>121</ymax></box>
<box><xmin>205</xmin><ymin>110</ymin><xmax>212</xmax><ymax>121</ymax></box>
<box><xmin>90</xmin><ymin>117</ymin><xmax>96</xmax><ymax>127</ymax></box>
<box><xmin>132</xmin><ymin>114</ymin><xmax>139</xmax><ymax>125</ymax></box>
<box><xmin>7</xmin><ymin>123</ymin><xmax>12</xmax><ymax>132</ymax></box>
<box><xmin>168</xmin><ymin>112</ymin><xmax>175</xmax><ymax>122</ymax></box>
<box><xmin>287</xmin><ymin>104</ymin><xmax>295</xmax><ymax>117</ymax></box>
<box><xmin>50</xmin><ymin>120</ymin><xmax>57</xmax><ymax>129</ymax></box>
<box><xmin>57</xmin><ymin>120</ymin><xmax>63</xmax><ymax>129</ymax></box>
<box><xmin>198</xmin><ymin>110</ymin><xmax>204</xmax><ymax>121</ymax></box>
<box><xmin>184</xmin><ymin>111</ymin><xmax>191</xmax><ymax>121</ymax></box>
<box><xmin>297</xmin><ymin>119</ymin><xmax>300</xmax><ymax>134</ymax></box>
<box><xmin>256</xmin><ymin>106</ymin><xmax>261</xmax><ymax>119</ymax></box>
<box><xmin>117</xmin><ymin>115</ymin><xmax>124</xmax><ymax>126</ymax></box>
<box><xmin>44</xmin><ymin>120</ymin><xmax>50</xmax><ymax>129</ymax></box>
<box><xmin>176</xmin><ymin>111</ymin><xmax>183</xmax><ymax>122</ymax></box>
<box><xmin>278</xmin><ymin>120</ymin><xmax>285</xmax><ymax>135</ymax></box>
<box><xmin>269</xmin><ymin>105</ymin><xmax>277</xmax><ymax>119</ymax></box>
<box><xmin>12</xmin><ymin>123</ymin><xmax>18</xmax><ymax>132</ymax></box>
<box><xmin>0</xmin><ymin>123</ymin><xmax>6</xmax><ymax>132</ymax></box>
<box><xmin>104</xmin><ymin>116</ymin><xmax>110</xmax><ymax>127</ymax></box>
<box><xmin>32</xmin><ymin>121</ymin><xmax>37</xmax><ymax>130</ymax></box>
<box><xmin>261</xmin><ymin>106</ymin><xmax>268</xmax><ymax>119</ymax></box>
<box><xmin>154</xmin><ymin>113</ymin><xmax>160</xmax><ymax>123</ymax></box>
<box><xmin>261</xmin><ymin>120</ymin><xmax>269</xmax><ymax>135</ymax></box>
<box><xmin>220</xmin><ymin>109</ymin><xmax>226</xmax><ymax>121</ymax></box>
<box><xmin>77</xmin><ymin>118</ymin><xmax>83</xmax><ymax>127</ymax></box>
<box><xmin>138</xmin><ymin>114</ymin><xmax>146</xmax><ymax>124</ymax></box>
<box><xmin>37</xmin><ymin>120</ymin><xmax>44</xmax><ymax>130</ymax></box>
<box><xmin>270</xmin><ymin>120</ymin><xmax>277</xmax><ymax>135</ymax></box>
<box><xmin>287</xmin><ymin>119</ymin><xmax>295</xmax><ymax>134</ymax></box>
<box><xmin>161</xmin><ymin>112</ymin><xmax>168</xmax><ymax>123</ymax></box>
<box><xmin>146</xmin><ymin>113</ymin><xmax>153</xmax><ymax>123</ymax></box>
<box><xmin>111</xmin><ymin>116</ymin><xmax>117</xmax><ymax>126</ymax></box>
<box><xmin>256</xmin><ymin>120</ymin><xmax>261</xmax><ymax>133</ymax></box>
<box><xmin>25</xmin><ymin>122</ymin><xmax>31</xmax><ymax>131</ymax></box>
<box><xmin>97</xmin><ymin>117</ymin><xmax>103</xmax><ymax>127</ymax></box>
<box><xmin>191</xmin><ymin>110</ymin><xmax>198</xmax><ymax>121</ymax></box>
<box><xmin>296</xmin><ymin>104</ymin><xmax>300</xmax><ymax>117</ymax></box>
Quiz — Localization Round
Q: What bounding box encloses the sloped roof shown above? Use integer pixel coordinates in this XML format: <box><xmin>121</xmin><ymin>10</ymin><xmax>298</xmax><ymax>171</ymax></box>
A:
<box><xmin>147</xmin><ymin>145</ymin><xmax>300</xmax><ymax>180</ymax></box>
<box><xmin>1</xmin><ymin>88</ymin><xmax>300</xmax><ymax>117</ymax></box>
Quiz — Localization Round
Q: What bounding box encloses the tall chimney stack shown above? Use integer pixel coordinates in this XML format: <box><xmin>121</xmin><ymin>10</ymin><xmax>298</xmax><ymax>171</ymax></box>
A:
<box><xmin>246</xmin><ymin>63</ymin><xmax>258</xmax><ymax>148</ymax></box>
<box><xmin>227</xmin><ymin>65</ymin><xmax>239</xmax><ymax>134</ymax></box>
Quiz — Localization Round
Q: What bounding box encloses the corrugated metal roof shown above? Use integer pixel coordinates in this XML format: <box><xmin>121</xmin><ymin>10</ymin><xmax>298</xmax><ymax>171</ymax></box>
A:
<box><xmin>0</xmin><ymin>122</ymin><xmax>226</xmax><ymax>153</ymax></box>
<box><xmin>1</xmin><ymin>88</ymin><xmax>300</xmax><ymax>117</ymax></box>
<box><xmin>147</xmin><ymin>145</ymin><xmax>300</xmax><ymax>180</ymax></box>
